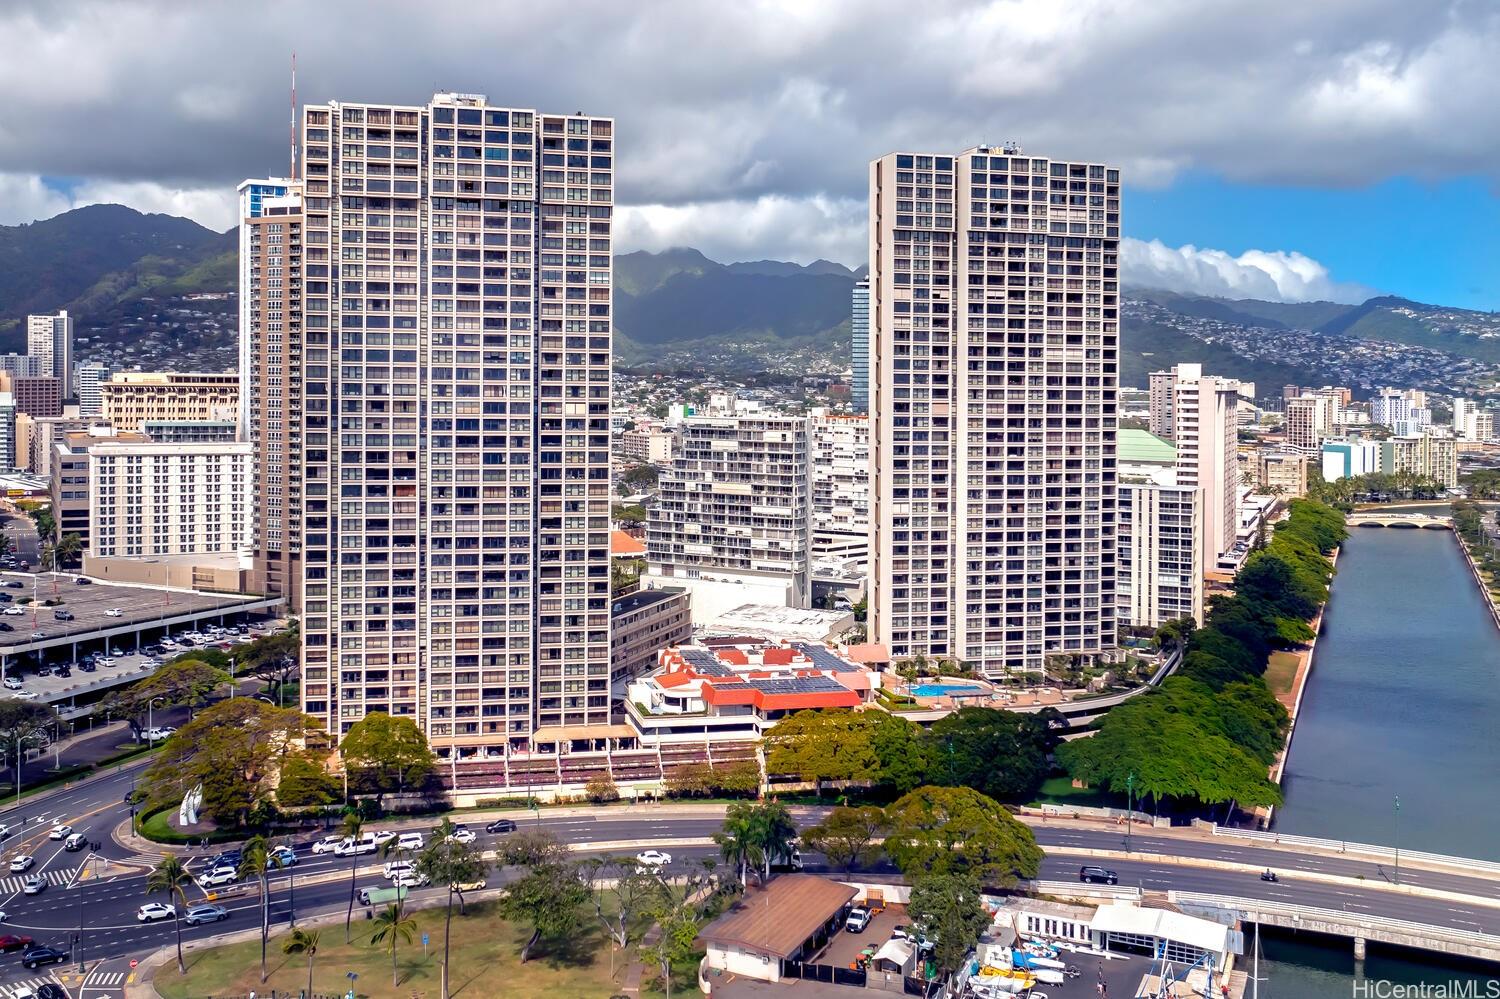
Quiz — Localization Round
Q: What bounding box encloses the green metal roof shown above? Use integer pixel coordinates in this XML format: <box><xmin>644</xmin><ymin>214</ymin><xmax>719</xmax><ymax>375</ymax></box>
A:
<box><xmin>1118</xmin><ymin>428</ymin><xmax>1177</xmax><ymax>465</ymax></box>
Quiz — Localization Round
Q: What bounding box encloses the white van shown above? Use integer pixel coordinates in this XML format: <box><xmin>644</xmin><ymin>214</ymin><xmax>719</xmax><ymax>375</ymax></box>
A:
<box><xmin>334</xmin><ymin>833</ymin><xmax>379</xmax><ymax>857</ymax></box>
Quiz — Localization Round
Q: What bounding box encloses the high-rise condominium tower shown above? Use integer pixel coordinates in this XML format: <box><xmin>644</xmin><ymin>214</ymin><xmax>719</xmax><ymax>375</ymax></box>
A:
<box><xmin>27</xmin><ymin>311</ymin><xmax>73</xmax><ymax>398</ymax></box>
<box><xmin>239</xmin><ymin>180</ymin><xmax>305</xmax><ymax>610</ymax></box>
<box><xmin>851</xmin><ymin>278</ymin><xmax>870</xmax><ymax>413</ymax></box>
<box><xmin>297</xmin><ymin>95</ymin><xmax>614</xmax><ymax>763</ymax></box>
<box><xmin>868</xmin><ymin>147</ymin><xmax>1120</xmax><ymax>676</ymax></box>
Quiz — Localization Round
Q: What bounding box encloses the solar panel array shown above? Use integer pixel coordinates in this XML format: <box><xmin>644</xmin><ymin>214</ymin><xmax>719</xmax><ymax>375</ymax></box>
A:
<box><xmin>749</xmin><ymin>675</ymin><xmax>850</xmax><ymax>695</ymax></box>
<box><xmin>681</xmin><ymin>647</ymin><xmax>734</xmax><ymax>677</ymax></box>
<box><xmin>794</xmin><ymin>642</ymin><xmax>858</xmax><ymax>672</ymax></box>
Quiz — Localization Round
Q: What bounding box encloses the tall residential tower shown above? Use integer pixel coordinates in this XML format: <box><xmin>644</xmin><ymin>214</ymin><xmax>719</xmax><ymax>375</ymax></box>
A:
<box><xmin>868</xmin><ymin>147</ymin><xmax>1121</xmax><ymax>676</ymax></box>
<box><xmin>26</xmin><ymin>311</ymin><xmax>73</xmax><ymax>398</ymax></box>
<box><xmin>296</xmin><ymin>94</ymin><xmax>614</xmax><ymax>763</ymax></box>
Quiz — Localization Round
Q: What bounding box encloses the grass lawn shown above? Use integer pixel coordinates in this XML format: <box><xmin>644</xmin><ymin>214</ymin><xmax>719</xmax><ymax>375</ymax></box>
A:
<box><xmin>154</xmin><ymin>900</ymin><xmax>633</xmax><ymax>999</ymax></box>
<box><xmin>1265</xmin><ymin>651</ymin><xmax>1301</xmax><ymax>698</ymax></box>
<box><xmin>1032</xmin><ymin>775</ymin><xmax>1121</xmax><ymax>809</ymax></box>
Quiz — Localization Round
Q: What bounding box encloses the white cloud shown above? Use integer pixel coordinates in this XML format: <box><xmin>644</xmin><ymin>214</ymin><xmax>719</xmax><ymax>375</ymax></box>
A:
<box><xmin>618</xmin><ymin>195</ymin><xmax>866</xmax><ymax>266</ymax></box>
<box><xmin>1122</xmin><ymin>238</ymin><xmax>1373</xmax><ymax>303</ymax></box>
<box><xmin>0</xmin><ymin>173</ymin><xmax>72</xmax><ymax>226</ymax></box>
<box><xmin>0</xmin><ymin>173</ymin><xmax>234</xmax><ymax>230</ymax></box>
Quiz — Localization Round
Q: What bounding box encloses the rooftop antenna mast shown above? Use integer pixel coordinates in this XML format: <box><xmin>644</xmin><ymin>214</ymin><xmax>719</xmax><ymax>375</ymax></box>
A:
<box><xmin>290</xmin><ymin>52</ymin><xmax>298</xmax><ymax>180</ymax></box>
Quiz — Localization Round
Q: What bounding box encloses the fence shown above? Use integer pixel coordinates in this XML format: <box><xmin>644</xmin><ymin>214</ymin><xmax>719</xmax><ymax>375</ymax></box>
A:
<box><xmin>1202</xmin><ymin>823</ymin><xmax>1500</xmax><ymax>875</ymax></box>
<box><xmin>1029</xmin><ymin>879</ymin><xmax>1143</xmax><ymax>900</ymax></box>
<box><xmin>1169</xmin><ymin>891</ymin><xmax>1500</xmax><ymax>947</ymax></box>
<box><xmin>782</xmin><ymin>959</ymin><xmax>867</xmax><ymax>987</ymax></box>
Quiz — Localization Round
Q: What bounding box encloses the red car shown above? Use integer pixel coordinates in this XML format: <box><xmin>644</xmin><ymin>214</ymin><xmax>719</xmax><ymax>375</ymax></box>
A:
<box><xmin>0</xmin><ymin>933</ymin><xmax>35</xmax><ymax>952</ymax></box>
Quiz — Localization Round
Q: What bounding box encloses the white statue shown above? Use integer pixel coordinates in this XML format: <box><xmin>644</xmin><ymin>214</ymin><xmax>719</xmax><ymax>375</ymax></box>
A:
<box><xmin>178</xmin><ymin>783</ymin><xmax>204</xmax><ymax>827</ymax></box>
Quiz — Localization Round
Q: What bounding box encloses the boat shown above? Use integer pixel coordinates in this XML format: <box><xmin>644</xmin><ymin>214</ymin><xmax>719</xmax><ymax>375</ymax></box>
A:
<box><xmin>973</xmin><ymin>966</ymin><xmax>1037</xmax><ymax>993</ymax></box>
<box><xmin>1031</xmin><ymin>968</ymin><xmax>1066</xmax><ymax>986</ymax></box>
<box><xmin>1013</xmin><ymin>952</ymin><xmax>1066</xmax><ymax>971</ymax></box>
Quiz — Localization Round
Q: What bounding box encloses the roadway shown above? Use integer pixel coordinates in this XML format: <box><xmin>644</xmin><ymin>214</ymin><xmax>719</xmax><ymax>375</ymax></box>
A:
<box><xmin>0</xmin><ymin>781</ymin><xmax>1497</xmax><ymax>989</ymax></box>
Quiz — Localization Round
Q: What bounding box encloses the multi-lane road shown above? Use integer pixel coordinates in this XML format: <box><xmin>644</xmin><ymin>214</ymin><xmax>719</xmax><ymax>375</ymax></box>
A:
<box><xmin>1</xmin><ymin>767</ymin><xmax>1498</xmax><ymax>994</ymax></box>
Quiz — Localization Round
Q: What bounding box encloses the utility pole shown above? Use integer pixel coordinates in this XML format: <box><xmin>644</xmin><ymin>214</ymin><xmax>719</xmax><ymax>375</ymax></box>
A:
<box><xmin>1393</xmin><ymin>793</ymin><xmax>1401</xmax><ymax>885</ymax></box>
<box><xmin>1125</xmin><ymin>772</ymin><xmax>1135</xmax><ymax>853</ymax></box>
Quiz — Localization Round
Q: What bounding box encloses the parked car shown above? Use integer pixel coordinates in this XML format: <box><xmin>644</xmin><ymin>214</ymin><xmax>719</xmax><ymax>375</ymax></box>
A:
<box><xmin>0</xmin><ymin>623</ymin><xmax>12</xmax><ymax>632</ymax></box>
<box><xmin>142</xmin><ymin>726</ymin><xmax>175</xmax><ymax>742</ymax></box>
<box><xmin>845</xmin><ymin>907</ymin><xmax>872</xmax><ymax>933</ymax></box>
<box><xmin>2</xmin><ymin>607</ymin><xmax>23</xmax><ymax>616</ymax></box>
<box><xmin>137</xmin><ymin>903</ymin><xmax>175</xmax><ymax>923</ymax></box>
<box><xmin>51</xmin><ymin>609</ymin><xmax>73</xmax><ymax>621</ymax></box>
<box><xmin>485</xmin><ymin>818</ymin><xmax>517</xmax><ymax>834</ymax></box>
<box><xmin>73</xmin><ymin>578</ymin><xmax>91</xmax><ymax>586</ymax></box>
<box><xmin>2</xmin><ymin>677</ymin><xmax>21</xmax><ymax>691</ymax></box>
<box><xmin>20</xmin><ymin>944</ymin><xmax>69</xmax><ymax>969</ymax></box>
<box><xmin>1079</xmin><ymin>866</ymin><xmax>1119</xmax><ymax>885</ymax></box>
<box><xmin>104</xmin><ymin>608</ymin><xmax>123</xmax><ymax>618</ymax></box>
<box><xmin>77</xmin><ymin>661</ymin><xmax>96</xmax><ymax>673</ymax></box>
<box><xmin>183</xmin><ymin>904</ymin><xmax>230</xmax><ymax>926</ymax></box>
<box><xmin>3</xmin><ymin>581</ymin><xmax>23</xmax><ymax>589</ymax></box>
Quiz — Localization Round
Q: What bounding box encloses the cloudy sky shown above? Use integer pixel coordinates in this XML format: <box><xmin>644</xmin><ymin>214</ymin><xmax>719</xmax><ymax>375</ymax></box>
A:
<box><xmin>2</xmin><ymin>0</ymin><xmax>1498</xmax><ymax>307</ymax></box>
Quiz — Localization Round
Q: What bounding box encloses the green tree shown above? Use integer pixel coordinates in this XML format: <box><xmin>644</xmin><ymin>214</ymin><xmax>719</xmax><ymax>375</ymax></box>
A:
<box><xmin>145</xmin><ymin>855</ymin><xmax>194</xmax><ymax>974</ymax></box>
<box><xmin>340</xmin><ymin>712</ymin><xmax>437</xmax><ymax>804</ymax></box>
<box><xmin>585</xmin><ymin>773</ymin><xmax>621</xmax><ymax>804</ymax></box>
<box><xmin>763</xmin><ymin>708</ymin><xmax>881</xmax><ymax>792</ymax></box>
<box><xmin>870</xmin><ymin>712</ymin><xmax>928</xmax><ymax>794</ymax></box>
<box><xmin>369</xmin><ymin>903</ymin><xmax>418</xmax><ymax>987</ymax></box>
<box><xmin>101</xmin><ymin>658</ymin><xmax>230</xmax><ymax>739</ymax></box>
<box><xmin>713</xmin><ymin>803</ymin><xmax>761</xmax><ymax>886</ymax></box>
<box><xmin>281</xmin><ymin>927</ymin><xmax>322</xmax><ymax>999</ymax></box>
<box><xmin>54</xmin><ymin>531</ymin><xmax>82</xmax><ymax>568</ymax></box>
<box><xmin>139</xmin><ymin>698</ymin><xmax>317</xmax><ymax>827</ymax></box>
<box><xmin>581</xmin><ymin>857</ymin><xmax>667</xmax><ymax>967</ymax></box>
<box><xmin>495</xmin><ymin>828</ymin><xmax>567</xmax><ymax>868</ymax></box>
<box><xmin>276</xmin><ymin>750</ymin><xmax>341</xmax><ymax>808</ymax></box>
<box><xmin>497</xmin><ymin>859</ymin><xmax>590</xmax><ymax>962</ymax></box>
<box><xmin>907</xmin><ymin>872</ymin><xmax>992</xmax><ymax>985</ymax></box>
<box><xmin>925</xmin><ymin>707</ymin><xmax>1061</xmax><ymax>801</ymax></box>
<box><xmin>640</xmin><ymin>897</ymin><xmax>701</xmax><ymax>999</ymax></box>
<box><xmin>883</xmin><ymin>785</ymin><xmax>1042</xmax><ymax>887</ymax></box>
<box><xmin>238</xmin><ymin>836</ymin><xmax>272</xmax><ymax>982</ymax></box>
<box><xmin>800</xmin><ymin>805</ymin><xmax>885</xmax><ymax>872</ymax></box>
<box><xmin>750</xmin><ymin>800</ymin><xmax>798</xmax><ymax>881</ymax></box>
<box><xmin>0</xmin><ymin>701</ymin><xmax>58</xmax><ymax>791</ymax></box>
<box><xmin>415</xmin><ymin>817</ymin><xmax>490</xmax><ymax>999</ymax></box>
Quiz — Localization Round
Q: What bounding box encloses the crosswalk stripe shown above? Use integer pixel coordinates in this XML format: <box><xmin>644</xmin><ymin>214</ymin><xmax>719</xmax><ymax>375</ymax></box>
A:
<box><xmin>85</xmin><ymin>971</ymin><xmax>125</xmax><ymax>986</ymax></box>
<box><xmin>0</xmin><ymin>868</ymin><xmax>74</xmax><ymax>892</ymax></box>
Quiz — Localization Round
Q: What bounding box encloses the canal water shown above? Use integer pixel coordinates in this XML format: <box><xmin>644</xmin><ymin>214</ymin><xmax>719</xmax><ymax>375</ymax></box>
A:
<box><xmin>1261</xmin><ymin>524</ymin><xmax>1500</xmax><ymax>994</ymax></box>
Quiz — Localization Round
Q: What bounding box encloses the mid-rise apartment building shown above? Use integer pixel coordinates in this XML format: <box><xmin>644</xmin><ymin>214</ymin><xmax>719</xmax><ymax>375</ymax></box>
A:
<box><xmin>17</xmin><ymin>415</ymin><xmax>85</xmax><ymax>477</ymax></box>
<box><xmin>75</xmin><ymin>361</ymin><xmax>110</xmax><ymax>419</ymax></box>
<box><xmin>296</xmin><ymin>94</ymin><xmax>615</xmax><ymax>762</ymax></box>
<box><xmin>26</xmin><ymin>311</ymin><xmax>73</xmax><ymax>398</ymax></box>
<box><xmin>240</xmin><ymin>181</ymin><xmax>305</xmax><ymax>611</ymax></box>
<box><xmin>609</xmin><ymin>586</ymin><xmax>692</xmax><ymax>688</ymax></box>
<box><xmin>809</xmin><ymin>410</ymin><xmax>870</xmax><ymax>555</ymax></box>
<box><xmin>88</xmin><ymin>440</ymin><xmax>253</xmax><ymax>558</ymax></box>
<box><xmin>868</xmin><ymin>147</ymin><xmax>1120</xmax><ymax>675</ymax></box>
<box><xmin>1148</xmin><ymin>363</ymin><xmax>1240</xmax><ymax>566</ymax></box>
<box><xmin>618</xmin><ymin>425</ymin><xmax>675</xmax><ymax>464</ymax></box>
<box><xmin>0</xmin><ymin>387</ymin><xmax>14</xmax><ymax>472</ymax></box>
<box><xmin>646</xmin><ymin>395</ymin><xmax>811</xmax><ymax>622</ymax></box>
<box><xmin>1321</xmin><ymin>437</ymin><xmax>1382</xmax><ymax>481</ymax></box>
<box><xmin>1255</xmin><ymin>449</ymin><xmax>1309</xmax><ymax>497</ymax></box>
<box><xmin>50</xmin><ymin>428</ymin><xmax>136</xmax><ymax>546</ymax></box>
<box><xmin>101</xmin><ymin>372</ymin><xmax>238</xmax><ymax>432</ymax></box>
<box><xmin>1116</xmin><ymin>430</ymin><xmax>1204</xmax><ymax>629</ymax></box>
<box><xmin>11</xmin><ymin>375</ymin><xmax>63</xmax><ymax>418</ymax></box>
<box><xmin>851</xmin><ymin>277</ymin><xmax>870</xmax><ymax>412</ymax></box>
<box><xmin>1371</xmin><ymin>388</ymin><xmax>1430</xmax><ymax>433</ymax></box>
<box><xmin>1453</xmin><ymin>398</ymin><xmax>1494</xmax><ymax>442</ymax></box>
<box><xmin>0</xmin><ymin>355</ymin><xmax>44</xmax><ymax>379</ymax></box>
<box><xmin>1286</xmin><ymin>395</ymin><xmax>1330</xmax><ymax>454</ymax></box>
<box><xmin>1382</xmin><ymin>433</ymin><xmax>1458</xmax><ymax>489</ymax></box>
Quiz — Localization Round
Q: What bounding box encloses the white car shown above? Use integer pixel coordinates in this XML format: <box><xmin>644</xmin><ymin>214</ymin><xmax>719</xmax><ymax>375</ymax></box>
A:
<box><xmin>104</xmin><ymin>608</ymin><xmax>123</xmax><ymax>618</ymax></box>
<box><xmin>311</xmin><ymin>835</ymin><xmax>344</xmax><ymax>855</ymax></box>
<box><xmin>12</xmin><ymin>691</ymin><xmax>37</xmax><ymax>700</ymax></box>
<box><xmin>21</xmin><ymin>875</ymin><xmax>45</xmax><ymax>894</ymax></box>
<box><xmin>382</xmin><ymin>861</ymin><xmax>415</xmax><ymax>880</ymax></box>
<box><xmin>396</xmin><ymin>832</ymin><xmax>424</xmax><ymax>851</ymax></box>
<box><xmin>143</xmin><ymin>727</ymin><xmax>176</xmax><ymax>743</ymax></box>
<box><xmin>1</xmin><ymin>607</ymin><xmax>22</xmax><ymax>616</ymax></box>
<box><xmin>2</xmin><ymin>678</ymin><xmax>21</xmax><ymax>690</ymax></box>
<box><xmin>445</xmin><ymin>827</ymin><xmax>476</xmax><ymax>845</ymax></box>
<box><xmin>8</xmin><ymin>855</ymin><xmax>33</xmax><ymax>873</ymax></box>
<box><xmin>197</xmin><ymin>866</ymin><xmax>238</xmax><ymax>888</ymax></box>
<box><xmin>96</xmin><ymin>657</ymin><xmax>116</xmax><ymax>667</ymax></box>
<box><xmin>334</xmin><ymin>836</ymin><xmax>378</xmax><ymax>857</ymax></box>
<box><xmin>137</xmin><ymin>902</ymin><xmax>176</xmax><ymax>923</ymax></box>
<box><xmin>635</xmin><ymin>850</ymin><xmax>672</xmax><ymax>869</ymax></box>
<box><xmin>371</xmin><ymin>830</ymin><xmax>396</xmax><ymax>847</ymax></box>
<box><xmin>391</xmin><ymin>871</ymin><xmax>428</xmax><ymax>889</ymax></box>
<box><xmin>47</xmin><ymin>824</ymin><xmax>71</xmax><ymax>840</ymax></box>
<box><xmin>845</xmin><ymin>906</ymin><xmax>872</xmax><ymax>933</ymax></box>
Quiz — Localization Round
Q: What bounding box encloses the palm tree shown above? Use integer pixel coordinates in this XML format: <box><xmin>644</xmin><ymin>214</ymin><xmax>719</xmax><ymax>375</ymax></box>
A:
<box><xmin>55</xmin><ymin>532</ymin><xmax>82</xmax><ymax>569</ymax></box>
<box><xmin>145</xmin><ymin>855</ymin><xmax>194</xmax><ymax>974</ymax></box>
<box><xmin>369</xmin><ymin>903</ymin><xmax>417</xmax><ymax>988</ymax></box>
<box><xmin>238</xmin><ymin>835</ymin><xmax>272</xmax><ymax>982</ymax></box>
<box><xmin>341</xmin><ymin>813</ymin><xmax>364</xmax><ymax>943</ymax></box>
<box><xmin>282</xmin><ymin>927</ymin><xmax>322</xmax><ymax>998</ymax></box>
<box><xmin>713</xmin><ymin>804</ymin><xmax>760</xmax><ymax>886</ymax></box>
<box><xmin>418</xmin><ymin>816</ymin><xmax>486</xmax><ymax>999</ymax></box>
<box><xmin>752</xmin><ymin>801</ymin><xmax>798</xmax><ymax>882</ymax></box>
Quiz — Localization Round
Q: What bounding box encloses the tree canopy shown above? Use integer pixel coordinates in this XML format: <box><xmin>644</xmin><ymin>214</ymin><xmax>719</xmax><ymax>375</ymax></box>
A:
<box><xmin>882</xmin><ymin>785</ymin><xmax>1042</xmax><ymax>887</ymax></box>
<box><xmin>339</xmin><ymin>712</ymin><xmax>437</xmax><ymax>801</ymax></box>
<box><xmin>101</xmin><ymin>658</ymin><xmax>230</xmax><ymax>737</ymax></box>
<box><xmin>908</xmin><ymin>873</ymin><xmax>992</xmax><ymax>982</ymax></box>
<box><xmin>926</xmin><ymin>707</ymin><xmax>1061</xmax><ymax>802</ymax></box>
<box><xmin>763</xmin><ymin>709</ymin><xmax>881</xmax><ymax>788</ymax></box>
<box><xmin>140</xmin><ymin>697</ymin><xmax>321</xmax><ymax>826</ymax></box>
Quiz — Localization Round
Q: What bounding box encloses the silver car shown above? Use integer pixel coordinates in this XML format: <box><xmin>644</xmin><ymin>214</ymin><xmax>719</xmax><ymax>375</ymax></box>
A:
<box><xmin>183</xmin><ymin>904</ymin><xmax>229</xmax><ymax>926</ymax></box>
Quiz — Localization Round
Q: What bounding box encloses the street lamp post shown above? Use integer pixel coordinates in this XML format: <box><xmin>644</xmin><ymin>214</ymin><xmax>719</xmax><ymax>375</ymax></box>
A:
<box><xmin>1125</xmin><ymin>772</ymin><xmax>1136</xmax><ymax>854</ymax></box>
<box><xmin>1393</xmin><ymin>793</ymin><xmax>1401</xmax><ymax>885</ymax></box>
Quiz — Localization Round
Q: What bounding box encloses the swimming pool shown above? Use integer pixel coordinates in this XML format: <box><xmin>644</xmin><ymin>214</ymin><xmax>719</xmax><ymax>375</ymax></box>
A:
<box><xmin>909</xmin><ymin>683</ymin><xmax>986</xmax><ymax>698</ymax></box>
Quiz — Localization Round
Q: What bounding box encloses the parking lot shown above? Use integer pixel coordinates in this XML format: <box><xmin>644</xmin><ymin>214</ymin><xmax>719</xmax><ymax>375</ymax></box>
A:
<box><xmin>815</xmin><ymin>902</ymin><xmax>910</xmax><ymax>972</ymax></box>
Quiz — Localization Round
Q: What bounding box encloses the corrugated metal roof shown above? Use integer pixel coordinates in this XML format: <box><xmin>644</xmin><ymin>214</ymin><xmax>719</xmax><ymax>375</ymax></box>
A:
<box><xmin>1118</xmin><ymin>428</ymin><xmax>1176</xmax><ymax>465</ymax></box>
